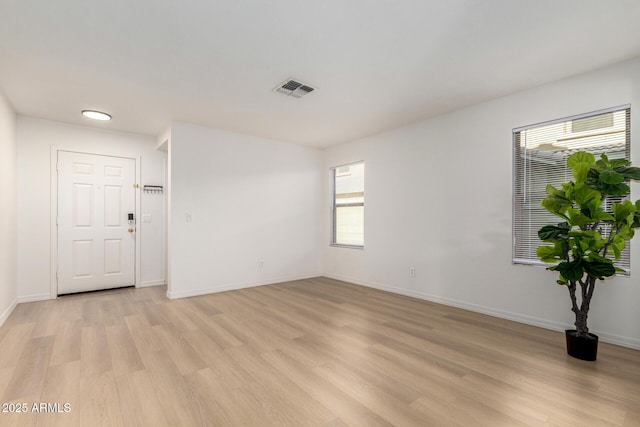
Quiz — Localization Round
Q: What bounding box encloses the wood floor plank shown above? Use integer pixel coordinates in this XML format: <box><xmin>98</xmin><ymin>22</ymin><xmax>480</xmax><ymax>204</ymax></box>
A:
<box><xmin>0</xmin><ymin>278</ymin><xmax>638</xmax><ymax>426</ymax></box>
<box><xmin>105</xmin><ymin>323</ymin><xmax>144</xmax><ymax>377</ymax></box>
<box><xmin>80</xmin><ymin>326</ymin><xmax>112</xmax><ymax>378</ymax></box>
<box><xmin>123</xmin><ymin>314</ymin><xmax>164</xmax><ymax>355</ymax></box>
<box><xmin>262</xmin><ymin>349</ymin><xmax>392</xmax><ymax>427</ymax></box>
<box><xmin>138</xmin><ymin>347</ymin><xmax>212</xmax><ymax>426</ymax></box>
<box><xmin>80</xmin><ymin>370</ymin><xmax>124</xmax><ymax>427</ymax></box>
<box><xmin>113</xmin><ymin>370</ymin><xmax>170</xmax><ymax>427</ymax></box>
<box><xmin>49</xmin><ymin>320</ymin><xmax>81</xmax><ymax>367</ymax></box>
<box><xmin>151</xmin><ymin>323</ymin><xmax>207</xmax><ymax>376</ymax></box>
<box><xmin>0</xmin><ymin>323</ymin><xmax>36</xmax><ymax>370</ymax></box>
<box><xmin>225</xmin><ymin>345</ymin><xmax>334</xmax><ymax>425</ymax></box>
<box><xmin>37</xmin><ymin>360</ymin><xmax>81</xmax><ymax>427</ymax></box>
<box><xmin>3</xmin><ymin>335</ymin><xmax>54</xmax><ymax>402</ymax></box>
<box><xmin>313</xmin><ymin>360</ymin><xmax>432</xmax><ymax>426</ymax></box>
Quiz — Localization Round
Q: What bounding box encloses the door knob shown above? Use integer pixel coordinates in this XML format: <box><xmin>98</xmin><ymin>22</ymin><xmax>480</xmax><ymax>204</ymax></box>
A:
<box><xmin>128</xmin><ymin>228</ymin><xmax>134</xmax><ymax>233</ymax></box>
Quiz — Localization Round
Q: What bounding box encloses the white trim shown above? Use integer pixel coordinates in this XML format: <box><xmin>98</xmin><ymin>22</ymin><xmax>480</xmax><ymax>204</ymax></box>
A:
<box><xmin>329</xmin><ymin>160</ymin><xmax>366</xmax><ymax>170</ymax></box>
<box><xmin>138</xmin><ymin>280</ymin><xmax>166</xmax><ymax>288</ymax></box>
<box><xmin>50</xmin><ymin>147</ymin><xmax>141</xmax><ymax>298</ymax></box>
<box><xmin>135</xmin><ymin>154</ymin><xmax>141</xmax><ymax>289</ymax></box>
<box><xmin>0</xmin><ymin>299</ymin><xmax>18</xmax><ymax>327</ymax></box>
<box><xmin>50</xmin><ymin>146</ymin><xmax>57</xmax><ymax>299</ymax></box>
<box><xmin>323</xmin><ymin>273</ymin><xmax>640</xmax><ymax>351</ymax></box>
<box><xmin>166</xmin><ymin>272</ymin><xmax>322</xmax><ymax>300</ymax></box>
<box><xmin>513</xmin><ymin>104</ymin><xmax>631</xmax><ymax>132</ymax></box>
<box><xmin>17</xmin><ymin>293</ymin><xmax>52</xmax><ymax>303</ymax></box>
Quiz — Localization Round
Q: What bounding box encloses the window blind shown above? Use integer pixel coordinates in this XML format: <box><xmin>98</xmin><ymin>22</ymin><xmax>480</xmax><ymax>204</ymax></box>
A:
<box><xmin>513</xmin><ymin>106</ymin><xmax>631</xmax><ymax>271</ymax></box>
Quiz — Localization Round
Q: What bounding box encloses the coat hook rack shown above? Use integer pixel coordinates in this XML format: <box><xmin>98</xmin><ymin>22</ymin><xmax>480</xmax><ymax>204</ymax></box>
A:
<box><xmin>142</xmin><ymin>185</ymin><xmax>164</xmax><ymax>194</ymax></box>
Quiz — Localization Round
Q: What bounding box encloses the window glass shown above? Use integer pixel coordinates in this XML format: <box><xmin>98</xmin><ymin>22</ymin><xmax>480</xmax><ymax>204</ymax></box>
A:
<box><xmin>332</xmin><ymin>162</ymin><xmax>364</xmax><ymax>247</ymax></box>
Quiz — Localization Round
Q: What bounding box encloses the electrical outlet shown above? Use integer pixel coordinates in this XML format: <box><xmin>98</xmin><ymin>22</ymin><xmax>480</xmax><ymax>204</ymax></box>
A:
<box><xmin>409</xmin><ymin>267</ymin><xmax>415</xmax><ymax>277</ymax></box>
<box><xmin>258</xmin><ymin>260</ymin><xmax>265</xmax><ymax>270</ymax></box>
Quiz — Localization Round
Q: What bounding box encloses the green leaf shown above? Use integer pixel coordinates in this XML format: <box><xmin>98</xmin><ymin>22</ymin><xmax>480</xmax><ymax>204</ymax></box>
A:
<box><xmin>545</xmin><ymin>184</ymin><xmax>563</xmax><ymax>196</ymax></box>
<box><xmin>567</xmin><ymin>152</ymin><xmax>595</xmax><ymax>169</ymax></box>
<box><xmin>586</xmin><ymin>252</ymin><xmax>609</xmax><ymax>263</ymax></box>
<box><xmin>596</xmin><ymin>159</ymin><xmax>608</xmax><ymax>170</ymax></box>
<box><xmin>571</xmin><ymin>162</ymin><xmax>590</xmax><ymax>183</ymax></box>
<box><xmin>538</xmin><ymin>223</ymin><xmax>570</xmax><ymax>241</ymax></box>
<box><xmin>567</xmin><ymin>210</ymin><xmax>594</xmax><ymax>227</ymax></box>
<box><xmin>591</xmin><ymin>210</ymin><xmax>614</xmax><ymax>221</ymax></box>
<box><xmin>611</xmin><ymin>159</ymin><xmax>631</xmax><ymax>168</ymax></box>
<box><xmin>537</xmin><ymin>240</ymin><xmax>569</xmax><ymax>263</ymax></box>
<box><xmin>612</xmin><ymin>244</ymin><xmax>621</xmax><ymax>260</ymax></box>
<box><xmin>617</xmin><ymin>226</ymin><xmax>634</xmax><ymax>240</ymax></box>
<box><xmin>609</xmin><ymin>235</ymin><xmax>627</xmax><ymax>260</ymax></box>
<box><xmin>537</xmin><ymin>245</ymin><xmax>561</xmax><ymax>263</ymax></box>
<box><xmin>540</xmin><ymin>195</ymin><xmax>572</xmax><ymax>218</ymax></box>
<box><xmin>555</xmin><ymin>260</ymin><xmax>584</xmax><ymax>282</ymax></box>
<box><xmin>601</xmin><ymin>182</ymin><xmax>630</xmax><ymax>197</ymax></box>
<box><xmin>585</xmin><ymin>168</ymin><xmax>601</xmax><ymax>189</ymax></box>
<box><xmin>616</xmin><ymin>166</ymin><xmax>640</xmax><ymax>180</ymax></box>
<box><xmin>600</xmin><ymin>170</ymin><xmax>625</xmax><ymax>185</ymax></box>
<box><xmin>572</xmin><ymin>184</ymin><xmax>601</xmax><ymax>209</ymax></box>
<box><xmin>583</xmin><ymin>261</ymin><xmax>615</xmax><ymax>279</ymax></box>
<box><xmin>613</xmin><ymin>200</ymin><xmax>636</xmax><ymax>222</ymax></box>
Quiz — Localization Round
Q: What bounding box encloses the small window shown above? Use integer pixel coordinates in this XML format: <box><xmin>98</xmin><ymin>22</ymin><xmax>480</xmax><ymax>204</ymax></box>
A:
<box><xmin>513</xmin><ymin>106</ymin><xmax>631</xmax><ymax>271</ymax></box>
<box><xmin>331</xmin><ymin>162</ymin><xmax>364</xmax><ymax>247</ymax></box>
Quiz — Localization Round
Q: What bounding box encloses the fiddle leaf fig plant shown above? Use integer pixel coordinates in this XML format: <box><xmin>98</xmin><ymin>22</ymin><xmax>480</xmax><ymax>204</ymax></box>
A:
<box><xmin>536</xmin><ymin>151</ymin><xmax>640</xmax><ymax>338</ymax></box>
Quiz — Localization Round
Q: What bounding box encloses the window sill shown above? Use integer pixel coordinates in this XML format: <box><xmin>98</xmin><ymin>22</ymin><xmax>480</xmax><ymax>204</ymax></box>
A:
<box><xmin>513</xmin><ymin>259</ymin><xmax>630</xmax><ymax>276</ymax></box>
<box><xmin>330</xmin><ymin>244</ymin><xmax>364</xmax><ymax>250</ymax></box>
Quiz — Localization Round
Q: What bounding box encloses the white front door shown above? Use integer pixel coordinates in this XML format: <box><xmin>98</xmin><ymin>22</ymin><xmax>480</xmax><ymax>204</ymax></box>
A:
<box><xmin>57</xmin><ymin>151</ymin><xmax>136</xmax><ymax>295</ymax></box>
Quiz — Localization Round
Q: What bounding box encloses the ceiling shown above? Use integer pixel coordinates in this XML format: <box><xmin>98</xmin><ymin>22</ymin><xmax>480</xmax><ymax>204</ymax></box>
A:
<box><xmin>1</xmin><ymin>0</ymin><xmax>640</xmax><ymax>148</ymax></box>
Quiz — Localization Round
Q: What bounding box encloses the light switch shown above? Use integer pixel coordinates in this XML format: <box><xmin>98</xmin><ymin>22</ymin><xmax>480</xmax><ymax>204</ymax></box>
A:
<box><xmin>142</xmin><ymin>214</ymin><xmax>152</xmax><ymax>223</ymax></box>
<box><xmin>186</xmin><ymin>213</ymin><xmax>192</xmax><ymax>223</ymax></box>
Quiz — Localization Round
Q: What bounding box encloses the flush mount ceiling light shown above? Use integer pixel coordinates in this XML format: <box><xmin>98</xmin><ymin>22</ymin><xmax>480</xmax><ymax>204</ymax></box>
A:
<box><xmin>81</xmin><ymin>110</ymin><xmax>112</xmax><ymax>121</ymax></box>
<box><xmin>273</xmin><ymin>78</ymin><xmax>316</xmax><ymax>98</ymax></box>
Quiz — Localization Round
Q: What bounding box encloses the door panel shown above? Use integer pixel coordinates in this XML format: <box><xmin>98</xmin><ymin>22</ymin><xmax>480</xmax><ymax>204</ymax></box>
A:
<box><xmin>73</xmin><ymin>241</ymin><xmax>93</xmax><ymax>277</ymax></box>
<box><xmin>73</xmin><ymin>184</ymin><xmax>93</xmax><ymax>227</ymax></box>
<box><xmin>58</xmin><ymin>151</ymin><xmax>136</xmax><ymax>294</ymax></box>
<box><xmin>104</xmin><ymin>239</ymin><xmax>122</xmax><ymax>274</ymax></box>
<box><xmin>104</xmin><ymin>185</ymin><xmax>122</xmax><ymax>227</ymax></box>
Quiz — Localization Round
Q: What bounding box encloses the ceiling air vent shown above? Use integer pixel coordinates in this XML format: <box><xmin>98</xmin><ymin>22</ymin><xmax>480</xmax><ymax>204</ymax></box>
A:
<box><xmin>274</xmin><ymin>79</ymin><xmax>316</xmax><ymax>98</ymax></box>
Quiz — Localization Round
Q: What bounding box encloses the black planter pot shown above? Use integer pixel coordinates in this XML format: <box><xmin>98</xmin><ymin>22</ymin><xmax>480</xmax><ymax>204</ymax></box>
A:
<box><xmin>565</xmin><ymin>330</ymin><xmax>598</xmax><ymax>361</ymax></box>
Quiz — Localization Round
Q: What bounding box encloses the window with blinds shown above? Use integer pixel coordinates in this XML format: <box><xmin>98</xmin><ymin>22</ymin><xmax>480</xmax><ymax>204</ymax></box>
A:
<box><xmin>513</xmin><ymin>106</ymin><xmax>631</xmax><ymax>271</ymax></box>
<box><xmin>331</xmin><ymin>162</ymin><xmax>364</xmax><ymax>247</ymax></box>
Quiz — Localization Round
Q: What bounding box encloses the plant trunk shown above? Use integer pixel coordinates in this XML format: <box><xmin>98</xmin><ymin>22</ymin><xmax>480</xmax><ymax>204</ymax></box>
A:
<box><xmin>574</xmin><ymin>312</ymin><xmax>589</xmax><ymax>336</ymax></box>
<box><xmin>569</xmin><ymin>276</ymin><xmax>596</xmax><ymax>338</ymax></box>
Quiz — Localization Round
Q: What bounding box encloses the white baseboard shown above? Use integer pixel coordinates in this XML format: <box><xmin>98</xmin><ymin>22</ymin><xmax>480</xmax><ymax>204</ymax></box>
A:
<box><xmin>0</xmin><ymin>298</ymin><xmax>18</xmax><ymax>327</ymax></box>
<box><xmin>323</xmin><ymin>273</ymin><xmax>640</xmax><ymax>351</ymax></box>
<box><xmin>138</xmin><ymin>280</ymin><xmax>166</xmax><ymax>288</ymax></box>
<box><xmin>594</xmin><ymin>330</ymin><xmax>640</xmax><ymax>350</ymax></box>
<box><xmin>166</xmin><ymin>272</ymin><xmax>322</xmax><ymax>300</ymax></box>
<box><xmin>17</xmin><ymin>293</ymin><xmax>52</xmax><ymax>303</ymax></box>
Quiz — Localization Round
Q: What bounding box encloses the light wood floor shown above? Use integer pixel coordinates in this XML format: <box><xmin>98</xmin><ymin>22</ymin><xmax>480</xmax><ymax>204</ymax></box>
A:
<box><xmin>0</xmin><ymin>277</ymin><xmax>638</xmax><ymax>426</ymax></box>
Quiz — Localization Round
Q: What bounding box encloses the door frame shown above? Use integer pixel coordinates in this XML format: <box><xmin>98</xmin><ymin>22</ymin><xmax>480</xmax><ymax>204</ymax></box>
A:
<box><xmin>50</xmin><ymin>147</ymin><xmax>142</xmax><ymax>298</ymax></box>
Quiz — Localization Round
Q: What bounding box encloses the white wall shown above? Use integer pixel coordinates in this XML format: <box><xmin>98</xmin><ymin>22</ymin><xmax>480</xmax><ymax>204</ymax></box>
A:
<box><xmin>0</xmin><ymin>90</ymin><xmax>17</xmax><ymax>325</ymax></box>
<box><xmin>17</xmin><ymin>117</ymin><xmax>167</xmax><ymax>301</ymax></box>
<box><xmin>168</xmin><ymin>122</ymin><xmax>323</xmax><ymax>299</ymax></box>
<box><xmin>323</xmin><ymin>57</ymin><xmax>640</xmax><ymax>349</ymax></box>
